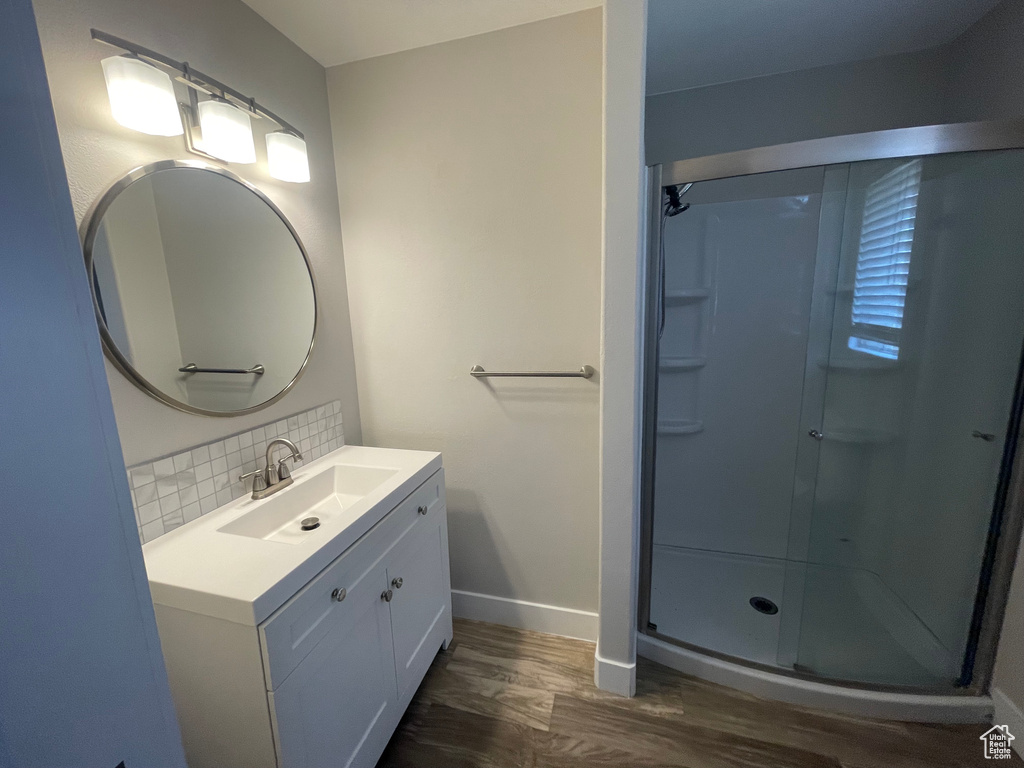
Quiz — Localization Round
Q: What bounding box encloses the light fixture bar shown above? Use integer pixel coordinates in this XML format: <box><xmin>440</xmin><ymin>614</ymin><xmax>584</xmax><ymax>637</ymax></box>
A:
<box><xmin>90</xmin><ymin>28</ymin><xmax>303</xmax><ymax>140</ymax></box>
<box><xmin>178</xmin><ymin>90</ymin><xmax>216</xmax><ymax>161</ymax></box>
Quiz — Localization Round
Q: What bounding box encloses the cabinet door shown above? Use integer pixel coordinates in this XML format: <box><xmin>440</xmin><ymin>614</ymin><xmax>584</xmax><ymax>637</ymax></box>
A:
<box><xmin>387</xmin><ymin>513</ymin><xmax>450</xmax><ymax>701</ymax></box>
<box><xmin>270</xmin><ymin>562</ymin><xmax>398</xmax><ymax>768</ymax></box>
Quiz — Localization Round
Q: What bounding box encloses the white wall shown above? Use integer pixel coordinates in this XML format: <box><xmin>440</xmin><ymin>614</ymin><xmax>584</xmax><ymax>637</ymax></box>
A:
<box><xmin>328</xmin><ymin>11</ymin><xmax>603</xmax><ymax>626</ymax></box>
<box><xmin>96</xmin><ymin>180</ymin><xmax>187</xmax><ymax>400</ymax></box>
<box><xmin>994</xmin><ymin>538</ymin><xmax>1024</xmax><ymax>743</ymax></box>
<box><xmin>32</xmin><ymin>0</ymin><xmax>361</xmax><ymax>464</ymax></box>
<box><xmin>152</xmin><ymin>171</ymin><xmax>315</xmax><ymax>412</ymax></box>
<box><xmin>596</xmin><ymin>0</ymin><xmax>648</xmax><ymax>696</ymax></box>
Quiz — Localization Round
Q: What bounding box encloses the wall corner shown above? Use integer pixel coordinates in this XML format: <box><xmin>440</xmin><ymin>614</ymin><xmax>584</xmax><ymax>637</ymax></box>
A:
<box><xmin>597</xmin><ymin>0</ymin><xmax>648</xmax><ymax>692</ymax></box>
<box><xmin>594</xmin><ymin>650</ymin><xmax>637</xmax><ymax>697</ymax></box>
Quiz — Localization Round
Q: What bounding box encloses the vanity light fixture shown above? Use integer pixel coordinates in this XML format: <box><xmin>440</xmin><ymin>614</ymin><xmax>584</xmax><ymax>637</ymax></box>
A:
<box><xmin>266</xmin><ymin>132</ymin><xmax>310</xmax><ymax>183</ymax></box>
<box><xmin>100</xmin><ymin>55</ymin><xmax>183</xmax><ymax>136</ymax></box>
<box><xmin>91</xmin><ymin>29</ymin><xmax>308</xmax><ymax>181</ymax></box>
<box><xmin>197</xmin><ymin>99</ymin><xmax>256</xmax><ymax>164</ymax></box>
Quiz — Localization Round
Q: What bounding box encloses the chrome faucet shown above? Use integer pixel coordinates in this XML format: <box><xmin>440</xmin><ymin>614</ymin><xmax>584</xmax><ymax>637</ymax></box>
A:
<box><xmin>240</xmin><ymin>437</ymin><xmax>304</xmax><ymax>500</ymax></box>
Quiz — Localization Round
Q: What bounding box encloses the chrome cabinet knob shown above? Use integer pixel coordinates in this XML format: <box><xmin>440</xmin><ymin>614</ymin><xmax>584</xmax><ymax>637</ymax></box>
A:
<box><xmin>331</xmin><ymin>587</ymin><xmax>346</xmax><ymax>602</ymax></box>
<box><xmin>417</xmin><ymin>505</ymin><xmax>427</xmax><ymax>515</ymax></box>
<box><xmin>391</xmin><ymin>577</ymin><xmax>403</xmax><ymax>589</ymax></box>
<box><xmin>381</xmin><ymin>589</ymin><xmax>393</xmax><ymax>602</ymax></box>
<box><xmin>808</xmin><ymin>429</ymin><xmax>824</xmax><ymax>440</ymax></box>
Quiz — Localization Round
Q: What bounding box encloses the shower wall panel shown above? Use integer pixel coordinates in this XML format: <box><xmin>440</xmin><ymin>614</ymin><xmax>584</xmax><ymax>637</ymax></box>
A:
<box><xmin>653</xmin><ymin>168</ymin><xmax>826</xmax><ymax>560</ymax></box>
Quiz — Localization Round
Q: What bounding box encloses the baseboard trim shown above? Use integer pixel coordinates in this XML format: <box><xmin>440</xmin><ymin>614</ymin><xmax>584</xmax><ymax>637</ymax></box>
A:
<box><xmin>594</xmin><ymin>652</ymin><xmax>636</xmax><ymax>697</ymax></box>
<box><xmin>637</xmin><ymin>632</ymin><xmax>993</xmax><ymax>723</ymax></box>
<box><xmin>993</xmin><ymin>687</ymin><xmax>1024</xmax><ymax>758</ymax></box>
<box><xmin>450</xmin><ymin>590</ymin><xmax>598</xmax><ymax>641</ymax></box>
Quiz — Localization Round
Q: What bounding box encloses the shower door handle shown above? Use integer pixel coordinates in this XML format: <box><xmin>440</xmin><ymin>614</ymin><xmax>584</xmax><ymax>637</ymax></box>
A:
<box><xmin>808</xmin><ymin>429</ymin><xmax>824</xmax><ymax>440</ymax></box>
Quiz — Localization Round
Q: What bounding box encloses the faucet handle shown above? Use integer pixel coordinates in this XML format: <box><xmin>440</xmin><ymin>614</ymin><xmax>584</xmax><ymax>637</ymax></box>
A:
<box><xmin>277</xmin><ymin>452</ymin><xmax>301</xmax><ymax>481</ymax></box>
<box><xmin>240</xmin><ymin>469</ymin><xmax>268</xmax><ymax>493</ymax></box>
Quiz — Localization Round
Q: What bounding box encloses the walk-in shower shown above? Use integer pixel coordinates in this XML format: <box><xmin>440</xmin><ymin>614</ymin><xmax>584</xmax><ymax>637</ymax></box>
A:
<box><xmin>638</xmin><ymin>120</ymin><xmax>1024</xmax><ymax>721</ymax></box>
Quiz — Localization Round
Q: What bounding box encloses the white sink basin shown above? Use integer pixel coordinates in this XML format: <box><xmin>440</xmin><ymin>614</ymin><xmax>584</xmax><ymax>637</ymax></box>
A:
<box><xmin>218</xmin><ymin>464</ymin><xmax>398</xmax><ymax>544</ymax></box>
<box><xmin>143</xmin><ymin>444</ymin><xmax>442</xmax><ymax>626</ymax></box>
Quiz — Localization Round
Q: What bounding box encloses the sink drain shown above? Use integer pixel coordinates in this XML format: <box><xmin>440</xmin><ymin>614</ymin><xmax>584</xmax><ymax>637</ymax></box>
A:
<box><xmin>749</xmin><ymin>596</ymin><xmax>779</xmax><ymax>615</ymax></box>
<box><xmin>300</xmin><ymin>517</ymin><xmax>320</xmax><ymax>531</ymax></box>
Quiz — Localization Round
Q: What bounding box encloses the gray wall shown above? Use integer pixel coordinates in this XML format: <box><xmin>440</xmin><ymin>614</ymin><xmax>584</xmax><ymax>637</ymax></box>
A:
<box><xmin>945</xmin><ymin>0</ymin><xmax>1024</xmax><ymax>123</ymax></box>
<box><xmin>32</xmin><ymin>0</ymin><xmax>361</xmax><ymax>464</ymax></box>
<box><xmin>646</xmin><ymin>46</ymin><xmax>950</xmax><ymax>164</ymax></box>
<box><xmin>328</xmin><ymin>10</ymin><xmax>603</xmax><ymax>617</ymax></box>
<box><xmin>646</xmin><ymin>0</ymin><xmax>1024</xmax><ymax>165</ymax></box>
<box><xmin>1</xmin><ymin>0</ymin><xmax>184</xmax><ymax>763</ymax></box>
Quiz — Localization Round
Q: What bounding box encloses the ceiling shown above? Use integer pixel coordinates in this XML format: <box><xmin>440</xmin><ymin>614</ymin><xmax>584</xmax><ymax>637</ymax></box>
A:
<box><xmin>240</xmin><ymin>0</ymin><xmax>602</xmax><ymax>68</ymax></box>
<box><xmin>646</xmin><ymin>0</ymin><xmax>1003</xmax><ymax>95</ymax></box>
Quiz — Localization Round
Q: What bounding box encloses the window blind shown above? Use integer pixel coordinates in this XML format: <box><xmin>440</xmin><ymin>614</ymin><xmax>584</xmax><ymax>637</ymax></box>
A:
<box><xmin>851</xmin><ymin>159</ymin><xmax>922</xmax><ymax>331</ymax></box>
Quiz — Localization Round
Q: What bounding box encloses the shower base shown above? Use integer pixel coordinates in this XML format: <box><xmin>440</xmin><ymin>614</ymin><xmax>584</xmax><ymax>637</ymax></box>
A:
<box><xmin>645</xmin><ymin>545</ymin><xmax>989</xmax><ymax>721</ymax></box>
<box><xmin>637</xmin><ymin>631</ymin><xmax>993</xmax><ymax>723</ymax></box>
<box><xmin>649</xmin><ymin>545</ymin><xmax>785</xmax><ymax>666</ymax></box>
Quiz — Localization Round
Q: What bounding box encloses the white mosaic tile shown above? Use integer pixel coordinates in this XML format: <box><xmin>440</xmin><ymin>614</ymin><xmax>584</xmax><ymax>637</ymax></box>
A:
<box><xmin>128</xmin><ymin>400</ymin><xmax>344</xmax><ymax>545</ymax></box>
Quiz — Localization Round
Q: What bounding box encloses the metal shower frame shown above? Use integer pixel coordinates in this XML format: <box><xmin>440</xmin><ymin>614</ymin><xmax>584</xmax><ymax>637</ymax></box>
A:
<box><xmin>639</xmin><ymin>117</ymin><xmax>1024</xmax><ymax>696</ymax></box>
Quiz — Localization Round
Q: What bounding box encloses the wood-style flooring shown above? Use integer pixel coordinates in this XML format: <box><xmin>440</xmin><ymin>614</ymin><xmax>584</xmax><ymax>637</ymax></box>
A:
<box><xmin>376</xmin><ymin>618</ymin><xmax>1021</xmax><ymax>768</ymax></box>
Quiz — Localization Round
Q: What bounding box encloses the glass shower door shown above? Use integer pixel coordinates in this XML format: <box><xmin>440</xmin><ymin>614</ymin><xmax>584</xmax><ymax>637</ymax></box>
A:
<box><xmin>793</xmin><ymin>149</ymin><xmax>1024</xmax><ymax>689</ymax></box>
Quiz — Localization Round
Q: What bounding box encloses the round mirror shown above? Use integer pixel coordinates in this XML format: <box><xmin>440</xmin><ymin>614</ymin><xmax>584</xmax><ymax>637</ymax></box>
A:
<box><xmin>83</xmin><ymin>162</ymin><xmax>316</xmax><ymax>416</ymax></box>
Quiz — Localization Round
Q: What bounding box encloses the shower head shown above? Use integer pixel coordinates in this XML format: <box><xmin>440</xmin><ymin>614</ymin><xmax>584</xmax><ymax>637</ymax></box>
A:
<box><xmin>664</xmin><ymin>182</ymin><xmax>693</xmax><ymax>217</ymax></box>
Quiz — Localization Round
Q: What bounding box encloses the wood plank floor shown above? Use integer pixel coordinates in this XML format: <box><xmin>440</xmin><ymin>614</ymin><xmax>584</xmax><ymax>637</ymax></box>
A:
<box><xmin>377</xmin><ymin>618</ymin><xmax>1021</xmax><ymax>768</ymax></box>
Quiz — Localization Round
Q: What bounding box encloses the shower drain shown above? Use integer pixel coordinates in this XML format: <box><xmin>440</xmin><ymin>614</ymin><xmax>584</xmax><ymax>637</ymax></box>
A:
<box><xmin>749</xmin><ymin>596</ymin><xmax>779</xmax><ymax>615</ymax></box>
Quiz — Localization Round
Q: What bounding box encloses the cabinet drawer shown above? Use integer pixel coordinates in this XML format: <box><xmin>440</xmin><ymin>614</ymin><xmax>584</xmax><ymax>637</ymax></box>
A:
<box><xmin>378</xmin><ymin>467</ymin><xmax>445</xmax><ymax>550</ymax></box>
<box><xmin>260</xmin><ymin>469</ymin><xmax>445</xmax><ymax>690</ymax></box>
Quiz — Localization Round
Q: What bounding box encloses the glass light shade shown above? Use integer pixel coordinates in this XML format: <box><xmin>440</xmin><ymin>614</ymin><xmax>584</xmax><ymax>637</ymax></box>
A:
<box><xmin>101</xmin><ymin>55</ymin><xmax>183</xmax><ymax>136</ymax></box>
<box><xmin>197</xmin><ymin>99</ymin><xmax>256</xmax><ymax>164</ymax></box>
<box><xmin>266</xmin><ymin>132</ymin><xmax>310</xmax><ymax>183</ymax></box>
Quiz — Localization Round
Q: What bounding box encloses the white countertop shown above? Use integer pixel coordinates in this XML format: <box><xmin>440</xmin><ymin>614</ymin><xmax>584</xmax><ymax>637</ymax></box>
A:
<box><xmin>143</xmin><ymin>445</ymin><xmax>442</xmax><ymax>626</ymax></box>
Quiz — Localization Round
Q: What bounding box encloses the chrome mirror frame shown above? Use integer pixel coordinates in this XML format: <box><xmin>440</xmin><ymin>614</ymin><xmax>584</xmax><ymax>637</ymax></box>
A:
<box><xmin>80</xmin><ymin>160</ymin><xmax>318</xmax><ymax>417</ymax></box>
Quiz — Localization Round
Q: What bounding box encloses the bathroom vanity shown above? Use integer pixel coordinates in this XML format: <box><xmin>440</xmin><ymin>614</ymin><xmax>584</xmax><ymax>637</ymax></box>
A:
<box><xmin>143</xmin><ymin>446</ymin><xmax>451</xmax><ymax>768</ymax></box>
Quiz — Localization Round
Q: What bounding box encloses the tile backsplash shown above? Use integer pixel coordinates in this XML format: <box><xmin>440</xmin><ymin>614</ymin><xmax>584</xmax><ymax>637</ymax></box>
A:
<box><xmin>126</xmin><ymin>400</ymin><xmax>344</xmax><ymax>545</ymax></box>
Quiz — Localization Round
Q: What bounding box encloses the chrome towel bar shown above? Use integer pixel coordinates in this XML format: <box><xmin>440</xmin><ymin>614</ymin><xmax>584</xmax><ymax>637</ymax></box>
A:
<box><xmin>179</xmin><ymin>363</ymin><xmax>265</xmax><ymax>375</ymax></box>
<box><xmin>470</xmin><ymin>364</ymin><xmax>594</xmax><ymax>379</ymax></box>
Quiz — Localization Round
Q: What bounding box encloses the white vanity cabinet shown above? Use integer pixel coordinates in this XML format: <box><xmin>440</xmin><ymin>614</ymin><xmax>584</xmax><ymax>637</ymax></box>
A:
<box><xmin>149</xmin><ymin>461</ymin><xmax>451</xmax><ymax>768</ymax></box>
<box><xmin>270</xmin><ymin>559</ymin><xmax>398</xmax><ymax>768</ymax></box>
